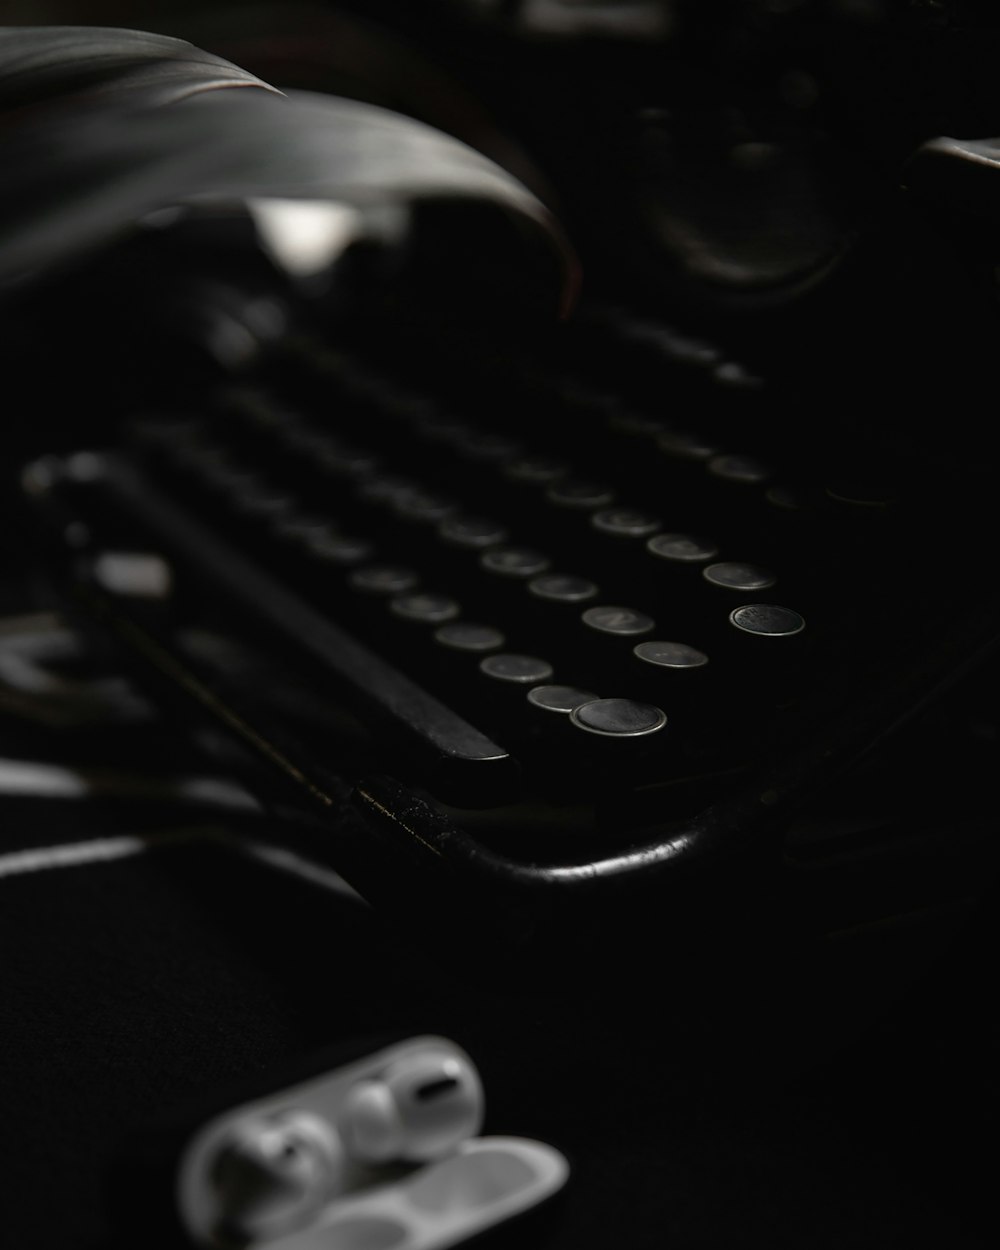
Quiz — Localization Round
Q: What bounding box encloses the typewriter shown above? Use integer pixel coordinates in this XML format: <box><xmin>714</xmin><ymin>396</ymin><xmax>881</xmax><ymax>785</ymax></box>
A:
<box><xmin>7</xmin><ymin>0</ymin><xmax>1000</xmax><ymax>963</ymax></box>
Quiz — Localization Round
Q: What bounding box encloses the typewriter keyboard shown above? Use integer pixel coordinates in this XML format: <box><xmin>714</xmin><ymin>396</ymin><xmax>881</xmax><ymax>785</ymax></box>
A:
<box><xmin>45</xmin><ymin>309</ymin><xmax>994</xmax><ymax>819</ymax></box>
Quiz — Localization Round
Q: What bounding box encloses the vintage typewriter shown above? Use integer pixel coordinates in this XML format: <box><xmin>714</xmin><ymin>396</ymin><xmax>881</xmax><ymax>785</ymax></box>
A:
<box><xmin>7</xmin><ymin>1</ymin><xmax>1000</xmax><ymax>962</ymax></box>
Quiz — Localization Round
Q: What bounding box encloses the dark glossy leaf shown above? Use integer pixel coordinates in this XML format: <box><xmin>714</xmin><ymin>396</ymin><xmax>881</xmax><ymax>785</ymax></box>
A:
<box><xmin>0</xmin><ymin>25</ymin><xmax>576</xmax><ymax>307</ymax></box>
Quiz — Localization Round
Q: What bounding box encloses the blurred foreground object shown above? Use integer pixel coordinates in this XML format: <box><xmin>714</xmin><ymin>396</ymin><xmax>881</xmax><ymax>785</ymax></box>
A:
<box><xmin>110</xmin><ymin>1034</ymin><xmax>568</xmax><ymax>1249</ymax></box>
<box><xmin>0</xmin><ymin>24</ymin><xmax>576</xmax><ymax>306</ymax></box>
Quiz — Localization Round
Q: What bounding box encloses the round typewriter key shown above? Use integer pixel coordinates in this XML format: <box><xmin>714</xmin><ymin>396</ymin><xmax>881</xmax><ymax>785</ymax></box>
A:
<box><xmin>707</xmin><ymin>454</ymin><xmax>773</xmax><ymax>484</ymax></box>
<box><xmin>306</xmin><ymin>534</ymin><xmax>374</xmax><ymax>566</ymax></box>
<box><xmin>455</xmin><ymin>431</ymin><xmax>522</xmax><ymax>463</ymax></box>
<box><xmin>729</xmin><ymin>604</ymin><xmax>805</xmax><ymax>637</ymax></box>
<box><xmin>190</xmin><ymin>462</ymin><xmax>263</xmax><ymax>520</ymax></box>
<box><xmin>280</xmin><ymin>424</ymin><xmax>327</xmax><ymax>453</ymax></box>
<box><xmin>634</xmin><ymin>640</ymin><xmax>709</xmax><ymax>670</ymax></box>
<box><xmin>646</xmin><ymin>533</ymin><xmax>719</xmax><ymax>564</ymax></box>
<box><xmin>703</xmin><ymin>561</ymin><xmax>777</xmax><ymax>592</ymax></box>
<box><xmin>434</xmin><ymin>622</ymin><xmax>505</xmax><ymax>652</ymax></box>
<box><xmin>480</xmin><ymin>653</ymin><xmax>554</xmax><ymax>685</ymax></box>
<box><xmin>224</xmin><ymin>389</ymin><xmax>283</xmax><ymax>430</ymax></box>
<box><xmin>231</xmin><ymin>486</ymin><xmax>297</xmax><ymax>522</ymax></box>
<box><xmin>357</xmin><ymin>475</ymin><xmax>418</xmax><ymax>506</ymax></box>
<box><xmin>546</xmin><ymin>479</ymin><xmax>615</xmax><ymax>509</ymax></box>
<box><xmin>503</xmin><ymin>455</ymin><xmax>570</xmax><ymax>485</ymax></box>
<box><xmin>277</xmin><ymin>424</ymin><xmax>324</xmax><ymax>455</ymax></box>
<box><xmin>524</xmin><ymin>575</ymin><xmax>599</xmax><ymax>652</ymax></box>
<box><xmin>582</xmin><ymin>606</ymin><xmax>656</xmax><ymax>638</ymax></box>
<box><xmin>608</xmin><ymin>413</ymin><xmax>667</xmax><ymax>438</ymax></box>
<box><xmin>726</xmin><ymin>605</ymin><xmax>808</xmax><ymax>708</ymax></box>
<box><xmin>416</xmin><ymin>416</ymin><xmax>475</xmax><ymax>444</ymax></box>
<box><xmin>169</xmin><ymin>432</ymin><xmax>225</xmax><ymax>463</ymax></box>
<box><xmin>765</xmin><ymin>484</ymin><xmax>809</xmax><ymax>512</ymax></box>
<box><xmin>272</xmin><ymin>514</ymin><xmax>335</xmax><ymax>545</ymax></box>
<box><xmin>481</xmin><ymin>547</ymin><xmax>551</xmax><ymax>578</ymax></box>
<box><xmin>550</xmin><ymin>373</ymin><xmax>612</xmax><ymax>410</ymax></box>
<box><xmin>657</xmin><ymin>430</ymin><xmax>719</xmax><ymax>461</ymax></box>
<box><xmin>823</xmin><ymin>474</ymin><xmax>899</xmax><ymax>563</ymax></box>
<box><xmin>196</xmin><ymin>462</ymin><xmax>260</xmax><ymax>496</ymax></box>
<box><xmin>285</xmin><ymin>430</ymin><xmax>378</xmax><ymax>475</ymax></box>
<box><xmin>714</xmin><ymin>360</ymin><xmax>764</xmax><ymax>390</ymax></box>
<box><xmin>390</xmin><ymin>592</ymin><xmax>460</xmax><ymax>625</ymax></box>
<box><xmin>392</xmin><ymin>489</ymin><xmax>456</xmax><ymax>524</ymax></box>
<box><xmin>528</xmin><ymin>573</ymin><xmax>599</xmax><ymax>604</ymax></box>
<box><xmin>762</xmin><ymin>486</ymin><xmax>829</xmax><ymax>556</ymax></box>
<box><xmin>630</xmin><ymin>639</ymin><xmax>712</xmax><ymax>708</ymax></box>
<box><xmin>641</xmin><ymin>327</ymin><xmax>721</xmax><ymax>369</ymax></box>
<box><xmin>135</xmin><ymin>423</ymin><xmax>204</xmax><ymax>472</ymax></box>
<box><xmin>314</xmin><ymin>443</ymin><xmax>379</xmax><ymax>480</ymax></box>
<box><xmin>350</xmin><ymin>565</ymin><xmax>419</xmax><ymax>595</ymax></box>
<box><xmin>381</xmin><ymin>389</ymin><xmax>433</xmax><ymax>423</ymax></box>
<box><xmin>591</xmin><ymin>507</ymin><xmax>661</xmax><ymax>539</ymax></box>
<box><xmin>824</xmin><ymin>477</ymin><xmax>897</xmax><ymax>508</ymax></box>
<box><xmin>304</xmin><ymin>345</ymin><xmax>347</xmax><ymax>378</ymax></box>
<box><xmin>341</xmin><ymin>370</ymin><xmax>392</xmax><ymax>404</ymax></box>
<box><xmin>527</xmin><ymin>684</ymin><xmax>599</xmax><ymax>714</ymax></box>
<box><xmin>570</xmin><ymin>698</ymin><xmax>667</xmax><ymax>738</ymax></box>
<box><xmin>439</xmin><ymin>516</ymin><xmax>509</xmax><ymax>549</ymax></box>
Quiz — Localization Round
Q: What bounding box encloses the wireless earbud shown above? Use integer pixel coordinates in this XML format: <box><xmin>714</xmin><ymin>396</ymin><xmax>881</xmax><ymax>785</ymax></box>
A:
<box><xmin>208</xmin><ymin>1109</ymin><xmax>343</xmax><ymax>1243</ymax></box>
<box><xmin>340</xmin><ymin>1046</ymin><xmax>485</xmax><ymax>1164</ymax></box>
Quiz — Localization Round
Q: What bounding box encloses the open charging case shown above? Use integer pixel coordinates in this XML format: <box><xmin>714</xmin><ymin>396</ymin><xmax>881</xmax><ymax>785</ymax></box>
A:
<box><xmin>175</xmin><ymin>1036</ymin><xmax>569</xmax><ymax>1249</ymax></box>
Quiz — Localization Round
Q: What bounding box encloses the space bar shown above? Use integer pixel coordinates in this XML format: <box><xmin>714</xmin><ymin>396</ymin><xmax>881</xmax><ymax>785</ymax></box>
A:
<box><xmin>91</xmin><ymin>454</ymin><xmax>517</xmax><ymax>803</ymax></box>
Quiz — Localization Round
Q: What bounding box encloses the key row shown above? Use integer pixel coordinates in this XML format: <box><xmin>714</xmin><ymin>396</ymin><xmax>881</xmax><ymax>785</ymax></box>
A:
<box><xmin>130</xmin><ymin>413</ymin><xmax>791</xmax><ymax>628</ymax></box>
<box><xmin>128</xmin><ymin>417</ymin><xmax>810</xmax><ymax>687</ymax></box>
<box><xmin>296</xmin><ymin>341</ymin><xmax>906</xmax><ymax>571</ymax></box>
<box><xmin>214</xmin><ymin>384</ymin><xmax>792</xmax><ymax>612</ymax></box>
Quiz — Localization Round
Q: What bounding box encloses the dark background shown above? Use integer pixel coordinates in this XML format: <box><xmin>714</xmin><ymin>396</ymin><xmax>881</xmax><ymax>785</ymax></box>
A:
<box><xmin>2</xmin><ymin>4</ymin><xmax>999</xmax><ymax>1248</ymax></box>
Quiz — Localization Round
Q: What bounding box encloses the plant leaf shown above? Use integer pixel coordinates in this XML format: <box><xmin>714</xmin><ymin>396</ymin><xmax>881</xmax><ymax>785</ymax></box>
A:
<box><xmin>0</xmin><ymin>25</ymin><xmax>577</xmax><ymax>309</ymax></box>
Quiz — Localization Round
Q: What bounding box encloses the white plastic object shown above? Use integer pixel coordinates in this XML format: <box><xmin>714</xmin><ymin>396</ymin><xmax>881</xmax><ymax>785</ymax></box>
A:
<box><xmin>263</xmin><ymin>1136</ymin><xmax>570</xmax><ymax>1250</ymax></box>
<box><xmin>177</xmin><ymin>1036</ymin><xmax>567</xmax><ymax>1248</ymax></box>
<box><xmin>340</xmin><ymin>1051</ymin><xmax>483</xmax><ymax>1164</ymax></box>
<box><xmin>203</xmin><ymin>1109</ymin><xmax>343</xmax><ymax>1244</ymax></box>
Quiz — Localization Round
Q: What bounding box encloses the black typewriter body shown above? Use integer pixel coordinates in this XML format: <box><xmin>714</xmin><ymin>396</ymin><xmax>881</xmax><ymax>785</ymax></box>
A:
<box><xmin>8</xmin><ymin>0</ymin><xmax>1000</xmax><ymax>962</ymax></box>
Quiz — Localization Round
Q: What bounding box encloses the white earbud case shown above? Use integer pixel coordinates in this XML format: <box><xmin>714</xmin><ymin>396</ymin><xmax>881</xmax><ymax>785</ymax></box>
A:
<box><xmin>177</xmin><ymin>1036</ymin><xmax>569</xmax><ymax>1249</ymax></box>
